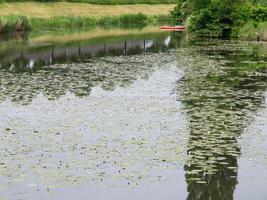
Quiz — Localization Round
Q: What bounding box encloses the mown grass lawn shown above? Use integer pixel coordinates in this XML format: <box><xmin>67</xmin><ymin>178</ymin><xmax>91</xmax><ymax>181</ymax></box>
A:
<box><xmin>0</xmin><ymin>2</ymin><xmax>176</xmax><ymax>18</ymax></box>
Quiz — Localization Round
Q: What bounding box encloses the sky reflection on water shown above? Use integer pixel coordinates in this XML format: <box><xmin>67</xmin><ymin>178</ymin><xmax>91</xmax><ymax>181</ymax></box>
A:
<box><xmin>0</xmin><ymin>30</ymin><xmax>267</xmax><ymax>200</ymax></box>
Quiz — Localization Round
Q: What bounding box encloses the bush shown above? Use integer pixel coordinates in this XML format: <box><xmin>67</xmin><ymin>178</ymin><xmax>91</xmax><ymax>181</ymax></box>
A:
<box><xmin>256</xmin><ymin>21</ymin><xmax>267</xmax><ymax>41</ymax></box>
<box><xmin>238</xmin><ymin>21</ymin><xmax>257</xmax><ymax>40</ymax></box>
<box><xmin>171</xmin><ymin>0</ymin><xmax>267</xmax><ymax>39</ymax></box>
<box><xmin>189</xmin><ymin>5</ymin><xmax>233</xmax><ymax>38</ymax></box>
<box><xmin>237</xmin><ymin>21</ymin><xmax>267</xmax><ymax>41</ymax></box>
<box><xmin>251</xmin><ymin>5</ymin><xmax>267</xmax><ymax>22</ymax></box>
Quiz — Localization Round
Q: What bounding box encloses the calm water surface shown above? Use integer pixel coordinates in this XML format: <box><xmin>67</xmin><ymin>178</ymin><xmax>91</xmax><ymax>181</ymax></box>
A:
<box><xmin>0</xmin><ymin>28</ymin><xmax>266</xmax><ymax>200</ymax></box>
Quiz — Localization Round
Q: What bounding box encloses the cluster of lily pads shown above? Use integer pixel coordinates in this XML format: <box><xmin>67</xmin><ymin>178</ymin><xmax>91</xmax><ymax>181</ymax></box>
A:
<box><xmin>0</xmin><ymin>51</ymin><xmax>188</xmax><ymax>197</ymax></box>
<box><xmin>0</xmin><ymin>39</ymin><xmax>266</xmax><ymax>199</ymax></box>
<box><xmin>0</xmin><ymin>53</ymin><xmax>177</xmax><ymax>105</ymax></box>
<box><xmin>175</xmin><ymin>40</ymin><xmax>267</xmax><ymax>197</ymax></box>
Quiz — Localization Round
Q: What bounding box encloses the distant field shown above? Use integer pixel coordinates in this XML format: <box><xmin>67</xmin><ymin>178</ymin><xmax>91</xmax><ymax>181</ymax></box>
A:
<box><xmin>0</xmin><ymin>2</ymin><xmax>176</xmax><ymax>18</ymax></box>
<box><xmin>0</xmin><ymin>0</ymin><xmax>177</xmax><ymax>4</ymax></box>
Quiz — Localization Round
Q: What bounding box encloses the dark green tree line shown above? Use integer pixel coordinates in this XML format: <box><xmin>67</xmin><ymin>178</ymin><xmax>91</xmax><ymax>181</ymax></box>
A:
<box><xmin>171</xmin><ymin>0</ymin><xmax>267</xmax><ymax>38</ymax></box>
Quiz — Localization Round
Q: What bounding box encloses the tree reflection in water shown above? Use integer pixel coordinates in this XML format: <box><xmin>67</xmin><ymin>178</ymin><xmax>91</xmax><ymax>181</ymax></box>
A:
<box><xmin>177</xmin><ymin>41</ymin><xmax>267</xmax><ymax>200</ymax></box>
<box><xmin>0</xmin><ymin>34</ymin><xmax>266</xmax><ymax>199</ymax></box>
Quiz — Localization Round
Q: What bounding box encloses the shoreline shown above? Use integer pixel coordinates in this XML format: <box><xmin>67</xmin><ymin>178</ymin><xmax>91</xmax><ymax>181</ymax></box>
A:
<box><xmin>0</xmin><ymin>2</ymin><xmax>174</xmax><ymax>33</ymax></box>
<box><xmin>0</xmin><ymin>14</ymin><xmax>172</xmax><ymax>33</ymax></box>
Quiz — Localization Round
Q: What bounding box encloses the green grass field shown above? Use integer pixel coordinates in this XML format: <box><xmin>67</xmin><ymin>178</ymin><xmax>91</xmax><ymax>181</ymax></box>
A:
<box><xmin>0</xmin><ymin>0</ymin><xmax>177</xmax><ymax>4</ymax></box>
<box><xmin>0</xmin><ymin>2</ymin><xmax>176</xmax><ymax>18</ymax></box>
<box><xmin>0</xmin><ymin>2</ymin><xmax>175</xmax><ymax>33</ymax></box>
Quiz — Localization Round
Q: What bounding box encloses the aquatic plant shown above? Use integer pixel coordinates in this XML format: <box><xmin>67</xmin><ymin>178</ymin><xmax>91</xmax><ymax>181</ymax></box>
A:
<box><xmin>175</xmin><ymin>41</ymin><xmax>267</xmax><ymax>199</ymax></box>
<box><xmin>0</xmin><ymin>51</ymin><xmax>187</xmax><ymax>196</ymax></box>
<box><xmin>0</xmin><ymin>38</ymin><xmax>266</xmax><ymax>199</ymax></box>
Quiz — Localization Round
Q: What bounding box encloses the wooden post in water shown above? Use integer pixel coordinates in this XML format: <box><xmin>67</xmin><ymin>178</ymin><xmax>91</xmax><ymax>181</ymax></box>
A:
<box><xmin>51</xmin><ymin>48</ymin><xmax>54</xmax><ymax>64</ymax></box>
<box><xmin>143</xmin><ymin>40</ymin><xmax>146</xmax><ymax>53</ymax></box>
<box><xmin>78</xmin><ymin>44</ymin><xmax>81</xmax><ymax>57</ymax></box>
<box><xmin>124</xmin><ymin>41</ymin><xmax>127</xmax><ymax>55</ymax></box>
<box><xmin>104</xmin><ymin>43</ymin><xmax>106</xmax><ymax>54</ymax></box>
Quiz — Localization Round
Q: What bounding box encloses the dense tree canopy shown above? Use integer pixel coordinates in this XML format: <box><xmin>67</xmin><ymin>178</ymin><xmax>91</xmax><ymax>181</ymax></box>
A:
<box><xmin>172</xmin><ymin>0</ymin><xmax>267</xmax><ymax>38</ymax></box>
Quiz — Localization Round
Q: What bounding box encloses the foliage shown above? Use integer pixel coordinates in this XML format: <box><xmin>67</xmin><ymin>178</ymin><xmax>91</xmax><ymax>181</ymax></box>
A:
<box><xmin>238</xmin><ymin>21</ymin><xmax>267</xmax><ymax>40</ymax></box>
<box><xmin>251</xmin><ymin>5</ymin><xmax>267</xmax><ymax>21</ymax></box>
<box><xmin>172</xmin><ymin>0</ymin><xmax>267</xmax><ymax>39</ymax></box>
<box><xmin>237</xmin><ymin>21</ymin><xmax>258</xmax><ymax>40</ymax></box>
<box><xmin>171</xmin><ymin>0</ymin><xmax>192</xmax><ymax>23</ymax></box>
<box><xmin>189</xmin><ymin>2</ymin><xmax>237</xmax><ymax>38</ymax></box>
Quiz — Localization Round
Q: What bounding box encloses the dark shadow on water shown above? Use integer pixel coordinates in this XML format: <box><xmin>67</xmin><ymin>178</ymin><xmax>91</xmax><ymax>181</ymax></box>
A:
<box><xmin>176</xmin><ymin>40</ymin><xmax>267</xmax><ymax>200</ymax></box>
<box><xmin>0</xmin><ymin>31</ymin><xmax>28</xmax><ymax>42</ymax></box>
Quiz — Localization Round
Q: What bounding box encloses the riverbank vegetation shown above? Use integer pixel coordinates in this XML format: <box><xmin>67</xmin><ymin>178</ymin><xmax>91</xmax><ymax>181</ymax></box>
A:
<box><xmin>0</xmin><ymin>13</ymin><xmax>171</xmax><ymax>33</ymax></box>
<box><xmin>0</xmin><ymin>2</ymin><xmax>174</xmax><ymax>33</ymax></box>
<box><xmin>171</xmin><ymin>0</ymin><xmax>267</xmax><ymax>40</ymax></box>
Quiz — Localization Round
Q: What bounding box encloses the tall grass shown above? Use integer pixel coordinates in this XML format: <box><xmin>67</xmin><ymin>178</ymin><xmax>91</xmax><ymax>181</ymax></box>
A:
<box><xmin>0</xmin><ymin>15</ymin><xmax>29</xmax><ymax>32</ymax></box>
<box><xmin>238</xmin><ymin>21</ymin><xmax>267</xmax><ymax>41</ymax></box>
<box><xmin>98</xmin><ymin>13</ymin><xmax>148</xmax><ymax>28</ymax></box>
<box><xmin>0</xmin><ymin>13</ymin><xmax>170</xmax><ymax>33</ymax></box>
<box><xmin>257</xmin><ymin>22</ymin><xmax>267</xmax><ymax>41</ymax></box>
<box><xmin>0</xmin><ymin>0</ymin><xmax>177</xmax><ymax>4</ymax></box>
<box><xmin>30</xmin><ymin>16</ymin><xmax>97</xmax><ymax>30</ymax></box>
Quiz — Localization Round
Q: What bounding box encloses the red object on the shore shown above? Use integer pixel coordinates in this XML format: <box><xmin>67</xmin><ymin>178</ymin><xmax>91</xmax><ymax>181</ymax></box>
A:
<box><xmin>160</xmin><ymin>26</ymin><xmax>186</xmax><ymax>31</ymax></box>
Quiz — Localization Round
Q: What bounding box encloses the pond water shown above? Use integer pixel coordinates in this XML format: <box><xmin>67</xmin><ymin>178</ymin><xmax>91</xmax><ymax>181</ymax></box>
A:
<box><xmin>0</xmin><ymin>27</ymin><xmax>266</xmax><ymax>200</ymax></box>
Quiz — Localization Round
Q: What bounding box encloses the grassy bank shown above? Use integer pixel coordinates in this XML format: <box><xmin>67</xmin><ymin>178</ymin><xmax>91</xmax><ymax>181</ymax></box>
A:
<box><xmin>0</xmin><ymin>2</ymin><xmax>175</xmax><ymax>18</ymax></box>
<box><xmin>0</xmin><ymin>2</ymin><xmax>174</xmax><ymax>33</ymax></box>
<box><xmin>0</xmin><ymin>0</ymin><xmax>177</xmax><ymax>4</ymax></box>
<box><xmin>238</xmin><ymin>22</ymin><xmax>267</xmax><ymax>41</ymax></box>
<box><xmin>0</xmin><ymin>13</ymin><xmax>172</xmax><ymax>33</ymax></box>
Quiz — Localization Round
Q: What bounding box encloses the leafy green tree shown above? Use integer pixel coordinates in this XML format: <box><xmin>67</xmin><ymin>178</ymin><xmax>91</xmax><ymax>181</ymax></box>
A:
<box><xmin>172</xmin><ymin>0</ymin><xmax>267</xmax><ymax>38</ymax></box>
